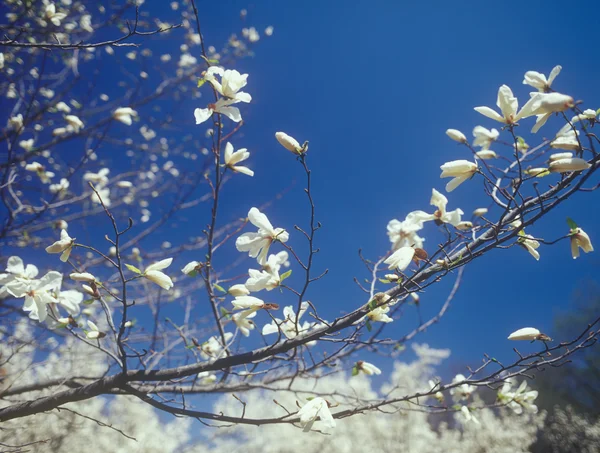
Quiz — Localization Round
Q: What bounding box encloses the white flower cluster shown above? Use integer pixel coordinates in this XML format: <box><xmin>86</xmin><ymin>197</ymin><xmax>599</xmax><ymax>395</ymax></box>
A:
<box><xmin>0</xmin><ymin>256</ymin><xmax>81</xmax><ymax>323</ymax></box>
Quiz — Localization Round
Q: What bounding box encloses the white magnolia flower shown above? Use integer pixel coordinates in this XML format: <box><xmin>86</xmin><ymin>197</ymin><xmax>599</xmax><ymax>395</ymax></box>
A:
<box><xmin>231</xmin><ymin>295</ymin><xmax>265</xmax><ymax>311</ymax></box>
<box><xmin>19</xmin><ymin>138</ymin><xmax>35</xmax><ymax>151</ymax></box>
<box><xmin>508</xmin><ymin>327</ymin><xmax>550</xmax><ymax>341</ymax></box>
<box><xmin>69</xmin><ymin>272</ymin><xmax>95</xmax><ymax>282</ymax></box>
<box><xmin>55</xmin><ymin>101</ymin><xmax>71</xmax><ymax>113</ymax></box>
<box><xmin>570</xmin><ymin>227</ymin><xmax>593</xmax><ymax>259</ymax></box>
<box><xmin>5</xmin><ymin>271</ymin><xmax>62</xmax><ymax>322</ymax></box>
<box><xmin>204</xmin><ymin>67</ymin><xmax>251</xmax><ymax>102</ymax></box>
<box><xmin>224</xmin><ymin>142</ymin><xmax>253</xmax><ymax>176</ymax></box>
<box><xmin>200</xmin><ymin>332</ymin><xmax>233</xmax><ymax>360</ymax></box>
<box><xmin>446</xmin><ymin>129</ymin><xmax>467</xmax><ymax>143</ymax></box>
<box><xmin>551</xmin><ymin>129</ymin><xmax>580</xmax><ymax>151</ymax></box>
<box><xmin>83</xmin><ymin>168</ymin><xmax>110</xmax><ymax>186</ymax></box>
<box><xmin>194</xmin><ymin>67</ymin><xmax>251</xmax><ymax>125</ymax></box>
<box><xmin>197</xmin><ymin>371</ymin><xmax>217</xmax><ymax>385</ymax></box>
<box><xmin>57</xmin><ymin>289</ymin><xmax>82</xmax><ymax>316</ymax></box>
<box><xmin>440</xmin><ymin>160</ymin><xmax>478</xmax><ymax>192</ymax></box>
<box><xmin>525</xmin><ymin>167</ymin><xmax>550</xmax><ymax>178</ymax></box>
<box><xmin>45</xmin><ymin>3</ymin><xmax>67</xmax><ymax>27</ymax></box>
<box><xmin>275</xmin><ymin>132</ymin><xmax>305</xmax><ymax>154</ymax></box>
<box><xmin>523</xmin><ymin>65</ymin><xmax>561</xmax><ymax>92</ymax></box>
<box><xmin>113</xmin><ymin>107</ymin><xmax>137</xmax><ymax>126</ymax></box>
<box><xmin>384</xmin><ymin>246</ymin><xmax>415</xmax><ymax>271</ymax></box>
<box><xmin>297</xmin><ymin>397</ymin><xmax>336</xmax><ymax>432</ymax></box>
<box><xmin>428</xmin><ymin>380</ymin><xmax>444</xmax><ymax>402</ymax></box>
<box><xmin>232</xmin><ymin>309</ymin><xmax>256</xmax><ymax>337</ymax></box>
<box><xmin>430</xmin><ymin>188</ymin><xmax>463</xmax><ymax>226</ymax></box>
<box><xmin>144</xmin><ymin>258</ymin><xmax>174</xmax><ymax>290</ymax></box>
<box><xmin>548</xmin><ymin>152</ymin><xmax>573</xmax><ymax>163</ymax></box>
<box><xmin>86</xmin><ymin>320</ymin><xmax>104</xmax><ymax>339</ymax></box>
<box><xmin>40</xmin><ymin>87</ymin><xmax>54</xmax><ymax>99</ymax></box>
<box><xmin>549</xmin><ymin>157</ymin><xmax>591</xmax><ymax>173</ymax></box>
<box><xmin>139</xmin><ymin>125</ymin><xmax>156</xmax><ymax>141</ymax></box>
<box><xmin>450</xmin><ymin>374</ymin><xmax>476</xmax><ymax>400</ymax></box>
<box><xmin>65</xmin><ymin>115</ymin><xmax>84</xmax><ymax>132</ymax></box>
<box><xmin>178</xmin><ymin>53</ymin><xmax>197</xmax><ymax>67</ymax></box>
<box><xmin>242</xmin><ymin>26</ymin><xmax>260</xmax><ymax>43</ymax></box>
<box><xmin>25</xmin><ymin>162</ymin><xmax>55</xmax><ymax>184</ymax></box>
<box><xmin>498</xmin><ymin>379</ymin><xmax>539</xmax><ymax>414</ymax></box>
<box><xmin>45</xmin><ymin>229</ymin><xmax>75</xmax><ymax>262</ymax></box>
<box><xmin>508</xmin><ymin>219</ymin><xmax>523</xmax><ymax>230</ymax></box>
<box><xmin>245</xmin><ymin>251</ymin><xmax>289</xmax><ymax>291</ymax></box>
<box><xmin>236</xmin><ymin>208</ymin><xmax>289</xmax><ymax>265</ymax></box>
<box><xmin>519</xmin><ymin>92</ymin><xmax>575</xmax><ymax>133</ymax></box>
<box><xmin>8</xmin><ymin>114</ymin><xmax>23</xmax><ymax>130</ymax></box>
<box><xmin>80</xmin><ymin>14</ymin><xmax>93</xmax><ymax>32</ymax></box>
<box><xmin>356</xmin><ymin>360</ymin><xmax>382</xmax><ymax>376</ymax></box>
<box><xmin>475</xmin><ymin>150</ymin><xmax>498</xmax><ymax>160</ymax></box>
<box><xmin>0</xmin><ymin>256</ymin><xmax>39</xmax><ymax>299</ymax></box>
<box><xmin>460</xmin><ymin>406</ymin><xmax>480</xmax><ymax>424</ymax></box>
<box><xmin>181</xmin><ymin>261</ymin><xmax>201</xmax><ymax>276</ymax></box>
<box><xmin>474</xmin><ymin>85</ymin><xmax>522</xmax><ymax>125</ymax></box>
<box><xmin>115</xmin><ymin>181</ymin><xmax>133</xmax><ymax>189</ymax></box>
<box><xmin>473</xmin><ymin>208</ymin><xmax>488</xmax><ymax>217</ymax></box>
<box><xmin>262</xmin><ymin>302</ymin><xmax>314</xmax><ymax>339</ymax></box>
<box><xmin>472</xmin><ymin>126</ymin><xmax>499</xmax><ymax>150</ymax></box>
<box><xmin>386</xmin><ymin>214</ymin><xmax>427</xmax><ymax>250</ymax></box>
<box><xmin>52</xmin><ymin>127</ymin><xmax>69</xmax><ymax>137</ymax></box>
<box><xmin>90</xmin><ymin>186</ymin><xmax>110</xmax><ymax>207</ymax></box>
<box><xmin>360</xmin><ymin>305</ymin><xmax>393</xmax><ymax>324</ymax></box>
<box><xmin>228</xmin><ymin>284</ymin><xmax>250</xmax><ymax>297</ymax></box>
<box><xmin>455</xmin><ymin>221</ymin><xmax>473</xmax><ymax>231</ymax></box>
<box><xmin>518</xmin><ymin>234</ymin><xmax>540</xmax><ymax>260</ymax></box>
<box><xmin>194</xmin><ymin>97</ymin><xmax>245</xmax><ymax>124</ymax></box>
<box><xmin>49</xmin><ymin>178</ymin><xmax>69</xmax><ymax>193</ymax></box>
<box><xmin>577</xmin><ymin>109</ymin><xmax>598</xmax><ymax>121</ymax></box>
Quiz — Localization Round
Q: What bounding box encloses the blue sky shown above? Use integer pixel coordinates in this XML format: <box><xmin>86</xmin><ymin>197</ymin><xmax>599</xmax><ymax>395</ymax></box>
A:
<box><xmin>188</xmin><ymin>0</ymin><xmax>600</xmax><ymax>371</ymax></box>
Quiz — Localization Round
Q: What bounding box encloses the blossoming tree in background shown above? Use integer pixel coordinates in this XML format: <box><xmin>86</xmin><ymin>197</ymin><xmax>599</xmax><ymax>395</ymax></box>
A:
<box><xmin>1</xmin><ymin>0</ymin><xmax>599</xmax><ymax>450</ymax></box>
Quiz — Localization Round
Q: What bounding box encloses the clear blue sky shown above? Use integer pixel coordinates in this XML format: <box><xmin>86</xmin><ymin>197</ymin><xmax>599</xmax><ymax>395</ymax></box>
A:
<box><xmin>189</xmin><ymin>0</ymin><xmax>600</xmax><ymax>370</ymax></box>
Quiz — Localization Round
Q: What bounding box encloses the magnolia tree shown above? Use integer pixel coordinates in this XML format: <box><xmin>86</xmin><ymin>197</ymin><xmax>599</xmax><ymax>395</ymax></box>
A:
<box><xmin>1</xmin><ymin>0</ymin><xmax>600</xmax><ymax>449</ymax></box>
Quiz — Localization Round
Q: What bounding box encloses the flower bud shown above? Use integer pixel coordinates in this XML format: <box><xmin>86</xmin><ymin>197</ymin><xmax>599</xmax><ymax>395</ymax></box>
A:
<box><xmin>275</xmin><ymin>132</ymin><xmax>304</xmax><ymax>154</ymax></box>
<box><xmin>82</xmin><ymin>284</ymin><xmax>100</xmax><ymax>299</ymax></box>
<box><xmin>508</xmin><ymin>327</ymin><xmax>551</xmax><ymax>341</ymax></box>
<box><xmin>525</xmin><ymin>167</ymin><xmax>549</xmax><ymax>178</ymax></box>
<box><xmin>549</xmin><ymin>157</ymin><xmax>591</xmax><ymax>173</ymax></box>
<box><xmin>548</xmin><ymin>152</ymin><xmax>573</xmax><ymax>163</ymax></box>
<box><xmin>446</xmin><ymin>129</ymin><xmax>467</xmax><ymax>143</ymax></box>
<box><xmin>228</xmin><ymin>284</ymin><xmax>250</xmax><ymax>297</ymax></box>
<box><xmin>455</xmin><ymin>221</ymin><xmax>473</xmax><ymax>231</ymax></box>
<box><xmin>475</xmin><ymin>150</ymin><xmax>497</xmax><ymax>159</ymax></box>
<box><xmin>70</xmin><ymin>272</ymin><xmax>96</xmax><ymax>282</ymax></box>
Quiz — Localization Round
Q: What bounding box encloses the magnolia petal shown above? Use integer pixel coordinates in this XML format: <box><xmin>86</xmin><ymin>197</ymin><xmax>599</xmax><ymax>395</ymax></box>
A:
<box><xmin>217</xmin><ymin>106</ymin><xmax>242</xmax><ymax>122</ymax></box>
<box><xmin>194</xmin><ymin>107</ymin><xmax>213</xmax><ymax>124</ymax></box>
<box><xmin>547</xmin><ymin>65</ymin><xmax>562</xmax><ymax>86</ymax></box>
<box><xmin>445</xmin><ymin>175</ymin><xmax>469</xmax><ymax>193</ymax></box>
<box><xmin>474</xmin><ymin>106</ymin><xmax>505</xmax><ymax>123</ymax></box>
<box><xmin>146</xmin><ymin>258</ymin><xmax>173</xmax><ymax>272</ymax></box>
<box><xmin>384</xmin><ymin>247</ymin><xmax>415</xmax><ymax>271</ymax></box>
